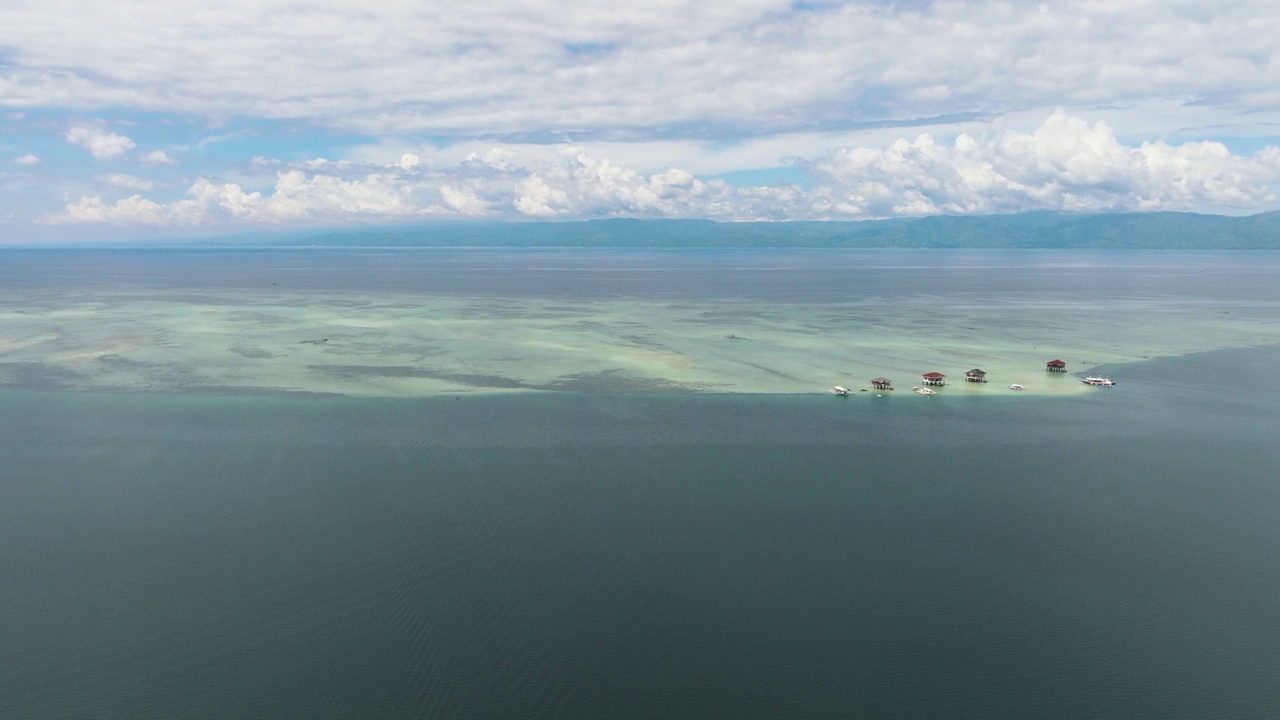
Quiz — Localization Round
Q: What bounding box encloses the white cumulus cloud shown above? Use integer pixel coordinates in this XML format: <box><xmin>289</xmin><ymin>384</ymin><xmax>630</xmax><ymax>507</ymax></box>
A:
<box><xmin>139</xmin><ymin>150</ymin><xmax>177</xmax><ymax>166</ymax></box>
<box><xmin>43</xmin><ymin>113</ymin><xmax>1280</xmax><ymax>226</ymax></box>
<box><xmin>803</xmin><ymin>111</ymin><xmax>1280</xmax><ymax>216</ymax></box>
<box><xmin>65</xmin><ymin>125</ymin><xmax>136</xmax><ymax>160</ymax></box>
<box><xmin>10</xmin><ymin>153</ymin><xmax>41</xmax><ymax>165</ymax></box>
<box><xmin>54</xmin><ymin>171</ymin><xmax>426</xmax><ymax>225</ymax></box>
<box><xmin>97</xmin><ymin>173</ymin><xmax>155</xmax><ymax>191</ymax></box>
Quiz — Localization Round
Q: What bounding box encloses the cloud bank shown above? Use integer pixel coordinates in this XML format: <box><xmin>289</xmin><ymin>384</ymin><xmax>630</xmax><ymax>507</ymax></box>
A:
<box><xmin>5</xmin><ymin>2</ymin><xmax>1280</xmax><ymax>230</ymax></box>
<box><xmin>2</xmin><ymin>1</ymin><xmax>1277</xmax><ymax>137</ymax></box>
<box><xmin>50</xmin><ymin>113</ymin><xmax>1280</xmax><ymax>226</ymax></box>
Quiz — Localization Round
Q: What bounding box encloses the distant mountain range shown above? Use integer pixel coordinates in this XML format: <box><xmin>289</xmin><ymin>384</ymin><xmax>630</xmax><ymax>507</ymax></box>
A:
<box><xmin>201</xmin><ymin>211</ymin><xmax>1280</xmax><ymax>249</ymax></box>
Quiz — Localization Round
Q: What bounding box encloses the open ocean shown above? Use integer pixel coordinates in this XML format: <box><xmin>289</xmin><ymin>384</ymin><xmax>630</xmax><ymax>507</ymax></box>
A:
<box><xmin>2</xmin><ymin>249</ymin><xmax>1279</xmax><ymax>718</ymax></box>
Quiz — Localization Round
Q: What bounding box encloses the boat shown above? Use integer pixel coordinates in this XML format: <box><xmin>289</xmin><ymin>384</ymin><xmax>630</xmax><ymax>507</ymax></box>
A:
<box><xmin>829</xmin><ymin>385</ymin><xmax>851</xmax><ymax>396</ymax></box>
<box><xmin>1082</xmin><ymin>377</ymin><xmax>1116</xmax><ymax>386</ymax></box>
<box><xmin>912</xmin><ymin>386</ymin><xmax>936</xmax><ymax>396</ymax></box>
<box><xmin>1008</xmin><ymin>384</ymin><xmax>1024</xmax><ymax>391</ymax></box>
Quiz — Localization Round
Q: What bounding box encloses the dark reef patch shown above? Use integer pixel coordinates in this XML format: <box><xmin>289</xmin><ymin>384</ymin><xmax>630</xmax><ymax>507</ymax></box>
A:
<box><xmin>0</xmin><ymin>361</ymin><xmax>85</xmax><ymax>390</ymax></box>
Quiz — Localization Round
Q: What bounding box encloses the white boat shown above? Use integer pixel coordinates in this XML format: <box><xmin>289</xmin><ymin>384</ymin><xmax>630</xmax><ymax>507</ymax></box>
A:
<box><xmin>912</xmin><ymin>386</ymin><xmax>936</xmax><ymax>396</ymax></box>
<box><xmin>1008</xmin><ymin>384</ymin><xmax>1024</xmax><ymax>391</ymax></box>
<box><xmin>829</xmin><ymin>385</ymin><xmax>851</xmax><ymax>396</ymax></box>
<box><xmin>1082</xmin><ymin>377</ymin><xmax>1116</xmax><ymax>386</ymax></box>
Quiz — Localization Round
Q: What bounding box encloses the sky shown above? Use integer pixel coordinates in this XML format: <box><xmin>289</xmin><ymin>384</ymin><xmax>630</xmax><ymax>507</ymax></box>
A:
<box><xmin>2</xmin><ymin>0</ymin><xmax>1279</xmax><ymax>240</ymax></box>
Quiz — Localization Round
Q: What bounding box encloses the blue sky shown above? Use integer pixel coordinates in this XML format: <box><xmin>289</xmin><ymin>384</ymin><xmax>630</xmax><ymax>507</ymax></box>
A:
<box><xmin>2</xmin><ymin>0</ymin><xmax>1279</xmax><ymax>240</ymax></box>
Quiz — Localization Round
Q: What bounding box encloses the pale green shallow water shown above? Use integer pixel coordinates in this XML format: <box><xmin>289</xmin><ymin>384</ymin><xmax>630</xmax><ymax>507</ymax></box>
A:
<box><xmin>2</xmin><ymin>248</ymin><xmax>1278</xmax><ymax>397</ymax></box>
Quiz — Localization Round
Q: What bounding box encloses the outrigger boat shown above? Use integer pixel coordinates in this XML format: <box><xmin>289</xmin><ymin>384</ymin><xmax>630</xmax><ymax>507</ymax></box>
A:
<box><xmin>829</xmin><ymin>385</ymin><xmax>851</xmax><ymax>396</ymax></box>
<box><xmin>1008</xmin><ymin>384</ymin><xmax>1024</xmax><ymax>391</ymax></box>
<box><xmin>1082</xmin><ymin>377</ymin><xmax>1116</xmax><ymax>386</ymax></box>
<box><xmin>911</xmin><ymin>386</ymin><xmax>937</xmax><ymax>396</ymax></box>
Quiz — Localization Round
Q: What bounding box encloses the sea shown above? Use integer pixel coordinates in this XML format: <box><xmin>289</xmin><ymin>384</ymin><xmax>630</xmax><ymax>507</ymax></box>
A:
<box><xmin>2</xmin><ymin>249</ymin><xmax>1278</xmax><ymax>719</ymax></box>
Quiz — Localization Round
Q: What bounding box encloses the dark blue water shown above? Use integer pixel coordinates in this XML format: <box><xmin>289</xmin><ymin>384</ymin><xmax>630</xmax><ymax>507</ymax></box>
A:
<box><xmin>3</xmin><ymin>249</ymin><xmax>1280</xmax><ymax>718</ymax></box>
<box><xmin>4</xmin><ymin>247</ymin><xmax>1280</xmax><ymax>303</ymax></box>
<box><xmin>2</xmin><ymin>344</ymin><xmax>1279</xmax><ymax>719</ymax></box>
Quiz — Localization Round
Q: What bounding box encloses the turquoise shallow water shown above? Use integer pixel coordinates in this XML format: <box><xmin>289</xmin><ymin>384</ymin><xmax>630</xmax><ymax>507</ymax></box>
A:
<box><xmin>3</xmin><ymin>248</ymin><xmax>1280</xmax><ymax>396</ymax></box>
<box><xmin>2</xmin><ymin>344</ymin><xmax>1279</xmax><ymax>719</ymax></box>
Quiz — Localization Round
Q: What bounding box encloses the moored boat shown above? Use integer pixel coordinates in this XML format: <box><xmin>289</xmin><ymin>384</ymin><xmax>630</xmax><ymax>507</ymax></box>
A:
<box><xmin>1082</xmin><ymin>377</ymin><xmax>1115</xmax><ymax>386</ymax></box>
<box><xmin>829</xmin><ymin>385</ymin><xmax>851</xmax><ymax>396</ymax></box>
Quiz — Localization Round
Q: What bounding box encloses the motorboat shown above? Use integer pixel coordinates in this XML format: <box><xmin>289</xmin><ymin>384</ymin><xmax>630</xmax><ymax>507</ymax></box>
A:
<box><xmin>912</xmin><ymin>386</ymin><xmax>936</xmax><ymax>396</ymax></box>
<box><xmin>1008</xmin><ymin>384</ymin><xmax>1024</xmax><ymax>390</ymax></box>
<box><xmin>829</xmin><ymin>386</ymin><xmax>851</xmax><ymax>396</ymax></box>
<box><xmin>1082</xmin><ymin>377</ymin><xmax>1116</xmax><ymax>386</ymax></box>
